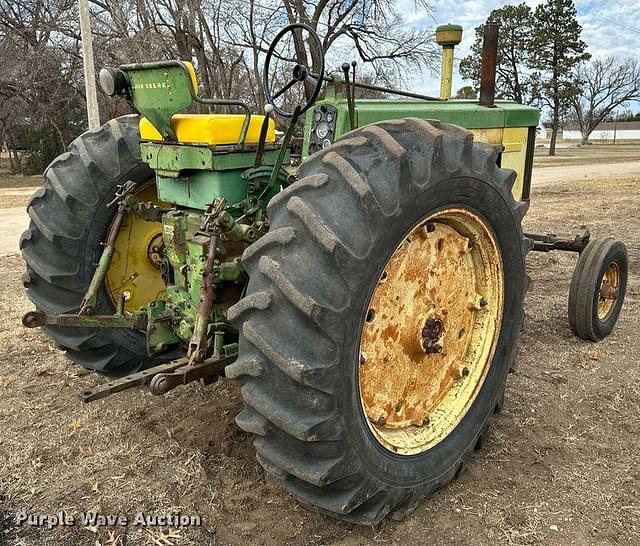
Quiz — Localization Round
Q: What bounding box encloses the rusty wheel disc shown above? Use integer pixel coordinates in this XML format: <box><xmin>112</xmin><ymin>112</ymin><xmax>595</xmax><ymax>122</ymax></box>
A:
<box><xmin>597</xmin><ymin>262</ymin><xmax>620</xmax><ymax>321</ymax></box>
<box><xmin>358</xmin><ymin>208</ymin><xmax>504</xmax><ymax>455</ymax></box>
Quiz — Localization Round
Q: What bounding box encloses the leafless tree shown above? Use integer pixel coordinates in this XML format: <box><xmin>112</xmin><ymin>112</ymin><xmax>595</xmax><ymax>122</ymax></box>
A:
<box><xmin>226</xmin><ymin>0</ymin><xmax>439</xmax><ymax>95</ymax></box>
<box><xmin>0</xmin><ymin>0</ymin><xmax>438</xmax><ymax>171</ymax></box>
<box><xmin>570</xmin><ymin>57</ymin><xmax>640</xmax><ymax>144</ymax></box>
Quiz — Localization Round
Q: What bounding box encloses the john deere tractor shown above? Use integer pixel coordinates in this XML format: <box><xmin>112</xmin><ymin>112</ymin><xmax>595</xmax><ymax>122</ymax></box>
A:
<box><xmin>21</xmin><ymin>23</ymin><xmax>627</xmax><ymax>523</ymax></box>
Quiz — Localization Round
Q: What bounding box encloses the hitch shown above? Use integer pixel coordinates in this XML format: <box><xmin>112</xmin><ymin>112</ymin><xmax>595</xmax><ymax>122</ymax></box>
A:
<box><xmin>81</xmin><ymin>350</ymin><xmax>236</xmax><ymax>402</ymax></box>
<box><xmin>149</xmin><ymin>346</ymin><xmax>237</xmax><ymax>395</ymax></box>
<box><xmin>23</xmin><ymin>310</ymin><xmax>147</xmax><ymax>330</ymax></box>
<box><xmin>525</xmin><ymin>226</ymin><xmax>590</xmax><ymax>253</ymax></box>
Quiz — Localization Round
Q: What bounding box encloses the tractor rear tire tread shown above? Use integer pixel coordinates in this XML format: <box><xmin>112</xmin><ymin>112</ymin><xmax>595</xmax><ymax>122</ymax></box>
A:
<box><xmin>229</xmin><ymin>118</ymin><xmax>529</xmax><ymax>524</ymax></box>
<box><xmin>21</xmin><ymin>115</ymin><xmax>164</xmax><ymax>375</ymax></box>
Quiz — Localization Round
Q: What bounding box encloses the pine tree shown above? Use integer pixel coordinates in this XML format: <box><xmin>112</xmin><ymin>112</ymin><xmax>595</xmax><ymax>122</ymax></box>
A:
<box><xmin>531</xmin><ymin>0</ymin><xmax>590</xmax><ymax>155</ymax></box>
<box><xmin>459</xmin><ymin>3</ymin><xmax>538</xmax><ymax>104</ymax></box>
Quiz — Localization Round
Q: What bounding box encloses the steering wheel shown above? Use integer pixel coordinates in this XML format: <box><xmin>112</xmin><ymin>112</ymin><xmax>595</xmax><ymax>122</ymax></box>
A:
<box><xmin>263</xmin><ymin>23</ymin><xmax>325</xmax><ymax>118</ymax></box>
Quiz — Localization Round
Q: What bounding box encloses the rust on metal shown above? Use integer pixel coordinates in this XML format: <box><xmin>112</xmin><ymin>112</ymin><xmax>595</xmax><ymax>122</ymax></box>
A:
<box><xmin>188</xmin><ymin>198</ymin><xmax>226</xmax><ymax>363</ymax></box>
<box><xmin>479</xmin><ymin>21</ymin><xmax>499</xmax><ymax>108</ymax></box>
<box><xmin>105</xmin><ymin>182</ymin><xmax>169</xmax><ymax>314</ymax></box>
<box><xmin>81</xmin><ymin>352</ymin><xmax>237</xmax><ymax>403</ymax></box>
<box><xmin>598</xmin><ymin>262</ymin><xmax>620</xmax><ymax>320</ymax></box>
<box><xmin>358</xmin><ymin>208</ymin><xmax>504</xmax><ymax>455</ymax></box>
<box><xmin>146</xmin><ymin>232</ymin><xmax>165</xmax><ymax>269</ymax></box>
<box><xmin>22</xmin><ymin>310</ymin><xmax>147</xmax><ymax>330</ymax></box>
<box><xmin>149</xmin><ymin>352</ymin><xmax>235</xmax><ymax>395</ymax></box>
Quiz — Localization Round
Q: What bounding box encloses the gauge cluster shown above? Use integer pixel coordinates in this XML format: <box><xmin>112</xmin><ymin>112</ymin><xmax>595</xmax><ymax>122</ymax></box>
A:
<box><xmin>308</xmin><ymin>104</ymin><xmax>338</xmax><ymax>155</ymax></box>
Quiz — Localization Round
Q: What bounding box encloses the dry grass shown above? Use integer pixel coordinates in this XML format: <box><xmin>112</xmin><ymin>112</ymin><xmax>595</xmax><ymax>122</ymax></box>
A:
<box><xmin>0</xmin><ymin>147</ymin><xmax>638</xmax><ymax>545</ymax></box>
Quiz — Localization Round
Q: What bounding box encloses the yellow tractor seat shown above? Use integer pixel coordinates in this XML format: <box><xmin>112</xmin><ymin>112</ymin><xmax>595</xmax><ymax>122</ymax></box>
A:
<box><xmin>139</xmin><ymin>114</ymin><xmax>276</xmax><ymax>146</ymax></box>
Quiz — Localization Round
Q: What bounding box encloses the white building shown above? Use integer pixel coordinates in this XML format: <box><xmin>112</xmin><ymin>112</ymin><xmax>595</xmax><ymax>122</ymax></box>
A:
<box><xmin>562</xmin><ymin>120</ymin><xmax>640</xmax><ymax>142</ymax></box>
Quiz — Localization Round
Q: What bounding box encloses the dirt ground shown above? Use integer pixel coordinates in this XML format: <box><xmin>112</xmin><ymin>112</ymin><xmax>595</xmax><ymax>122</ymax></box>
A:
<box><xmin>0</xmin><ymin>144</ymin><xmax>638</xmax><ymax>546</ymax></box>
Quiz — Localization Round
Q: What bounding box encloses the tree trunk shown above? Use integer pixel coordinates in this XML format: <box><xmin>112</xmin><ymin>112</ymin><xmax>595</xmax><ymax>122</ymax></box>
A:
<box><xmin>7</xmin><ymin>132</ymin><xmax>21</xmax><ymax>172</ymax></box>
<box><xmin>549</xmin><ymin>99</ymin><xmax>560</xmax><ymax>156</ymax></box>
<box><xmin>581</xmin><ymin>133</ymin><xmax>589</xmax><ymax>145</ymax></box>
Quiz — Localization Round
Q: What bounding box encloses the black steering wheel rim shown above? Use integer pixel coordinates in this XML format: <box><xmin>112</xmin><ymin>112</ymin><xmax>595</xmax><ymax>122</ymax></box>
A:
<box><xmin>263</xmin><ymin>23</ymin><xmax>325</xmax><ymax>118</ymax></box>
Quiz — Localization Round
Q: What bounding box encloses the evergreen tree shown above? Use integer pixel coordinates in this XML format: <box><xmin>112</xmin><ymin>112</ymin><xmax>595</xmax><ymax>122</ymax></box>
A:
<box><xmin>531</xmin><ymin>0</ymin><xmax>590</xmax><ymax>155</ymax></box>
<box><xmin>459</xmin><ymin>3</ymin><xmax>538</xmax><ymax>104</ymax></box>
<box><xmin>455</xmin><ymin>85</ymin><xmax>477</xmax><ymax>99</ymax></box>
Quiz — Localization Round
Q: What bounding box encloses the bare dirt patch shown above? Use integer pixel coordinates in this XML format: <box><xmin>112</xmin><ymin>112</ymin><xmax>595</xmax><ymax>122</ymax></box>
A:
<box><xmin>0</xmin><ymin>153</ymin><xmax>638</xmax><ymax>545</ymax></box>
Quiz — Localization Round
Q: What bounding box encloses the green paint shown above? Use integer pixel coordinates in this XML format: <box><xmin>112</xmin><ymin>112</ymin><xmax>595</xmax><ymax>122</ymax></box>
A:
<box><xmin>141</xmin><ymin>143</ymin><xmax>213</xmax><ymax>177</ymax></box>
<box><xmin>121</xmin><ymin>61</ymin><xmax>195</xmax><ymax>140</ymax></box>
<box><xmin>119</xmin><ymin>60</ymin><xmax>540</xmax><ymax>362</ymax></box>
<box><xmin>146</xmin><ymin>300</ymin><xmax>181</xmax><ymax>354</ymax></box>
<box><xmin>302</xmin><ymin>90</ymin><xmax>539</xmax><ymax>157</ymax></box>
<box><xmin>157</xmin><ymin>170</ymin><xmax>247</xmax><ymax>210</ymax></box>
<box><xmin>436</xmin><ymin>23</ymin><xmax>463</xmax><ymax>32</ymax></box>
<box><xmin>140</xmin><ymin>142</ymin><xmax>284</xmax><ymax>178</ymax></box>
<box><xmin>159</xmin><ymin>210</ymin><xmax>248</xmax><ymax>342</ymax></box>
<box><xmin>214</xmin><ymin>258</ymin><xmax>245</xmax><ymax>282</ymax></box>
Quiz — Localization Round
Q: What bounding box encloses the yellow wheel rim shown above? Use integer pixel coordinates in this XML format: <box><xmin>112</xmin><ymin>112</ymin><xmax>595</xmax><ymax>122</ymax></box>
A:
<box><xmin>597</xmin><ymin>262</ymin><xmax>620</xmax><ymax>321</ymax></box>
<box><xmin>105</xmin><ymin>182</ymin><xmax>167</xmax><ymax>313</ymax></box>
<box><xmin>358</xmin><ymin>208</ymin><xmax>504</xmax><ymax>455</ymax></box>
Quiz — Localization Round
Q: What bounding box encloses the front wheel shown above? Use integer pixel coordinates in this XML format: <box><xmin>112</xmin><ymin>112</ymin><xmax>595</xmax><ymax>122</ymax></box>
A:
<box><xmin>227</xmin><ymin>118</ymin><xmax>530</xmax><ymax>524</ymax></box>
<box><xmin>568</xmin><ymin>237</ymin><xmax>628</xmax><ymax>341</ymax></box>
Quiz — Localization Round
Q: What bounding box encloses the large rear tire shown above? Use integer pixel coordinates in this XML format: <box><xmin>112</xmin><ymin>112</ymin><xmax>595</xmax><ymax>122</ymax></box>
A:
<box><xmin>20</xmin><ymin>115</ymin><xmax>168</xmax><ymax>375</ymax></box>
<box><xmin>227</xmin><ymin>118</ymin><xmax>530</xmax><ymax>523</ymax></box>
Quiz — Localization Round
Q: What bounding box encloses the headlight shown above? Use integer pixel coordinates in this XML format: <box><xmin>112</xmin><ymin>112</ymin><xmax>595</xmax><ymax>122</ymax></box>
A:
<box><xmin>99</xmin><ymin>67</ymin><xmax>129</xmax><ymax>97</ymax></box>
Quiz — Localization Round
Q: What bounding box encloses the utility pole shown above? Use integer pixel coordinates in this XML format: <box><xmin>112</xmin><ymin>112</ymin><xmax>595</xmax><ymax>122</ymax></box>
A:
<box><xmin>79</xmin><ymin>0</ymin><xmax>100</xmax><ymax>129</ymax></box>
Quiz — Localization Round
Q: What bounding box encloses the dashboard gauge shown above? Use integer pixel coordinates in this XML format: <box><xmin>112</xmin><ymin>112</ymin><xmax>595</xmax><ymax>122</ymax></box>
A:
<box><xmin>315</xmin><ymin>121</ymin><xmax>330</xmax><ymax>139</ymax></box>
<box><xmin>308</xmin><ymin>104</ymin><xmax>337</xmax><ymax>155</ymax></box>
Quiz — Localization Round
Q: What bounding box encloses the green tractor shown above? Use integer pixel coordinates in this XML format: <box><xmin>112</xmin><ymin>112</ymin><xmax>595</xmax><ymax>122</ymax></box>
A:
<box><xmin>21</xmin><ymin>23</ymin><xmax>627</xmax><ymax>523</ymax></box>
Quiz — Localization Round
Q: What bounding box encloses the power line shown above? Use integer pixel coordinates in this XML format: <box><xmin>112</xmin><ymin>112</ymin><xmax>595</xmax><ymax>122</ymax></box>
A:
<box><xmin>578</xmin><ymin>10</ymin><xmax>640</xmax><ymax>36</ymax></box>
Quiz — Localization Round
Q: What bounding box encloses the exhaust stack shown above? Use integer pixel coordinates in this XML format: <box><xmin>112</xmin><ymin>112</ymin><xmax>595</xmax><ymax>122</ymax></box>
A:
<box><xmin>435</xmin><ymin>24</ymin><xmax>463</xmax><ymax>100</ymax></box>
<box><xmin>479</xmin><ymin>21</ymin><xmax>499</xmax><ymax>107</ymax></box>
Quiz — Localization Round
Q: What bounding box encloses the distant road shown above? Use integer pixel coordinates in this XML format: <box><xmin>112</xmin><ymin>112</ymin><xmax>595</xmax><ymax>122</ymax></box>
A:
<box><xmin>0</xmin><ymin>207</ymin><xmax>29</xmax><ymax>257</ymax></box>
<box><xmin>532</xmin><ymin>160</ymin><xmax>640</xmax><ymax>188</ymax></box>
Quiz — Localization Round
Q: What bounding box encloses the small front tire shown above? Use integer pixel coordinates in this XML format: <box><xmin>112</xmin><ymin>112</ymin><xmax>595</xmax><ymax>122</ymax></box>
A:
<box><xmin>568</xmin><ymin>237</ymin><xmax>628</xmax><ymax>341</ymax></box>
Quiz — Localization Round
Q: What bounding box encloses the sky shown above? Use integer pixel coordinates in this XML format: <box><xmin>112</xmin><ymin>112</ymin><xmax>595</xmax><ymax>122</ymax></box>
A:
<box><xmin>399</xmin><ymin>0</ymin><xmax>640</xmax><ymax>101</ymax></box>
